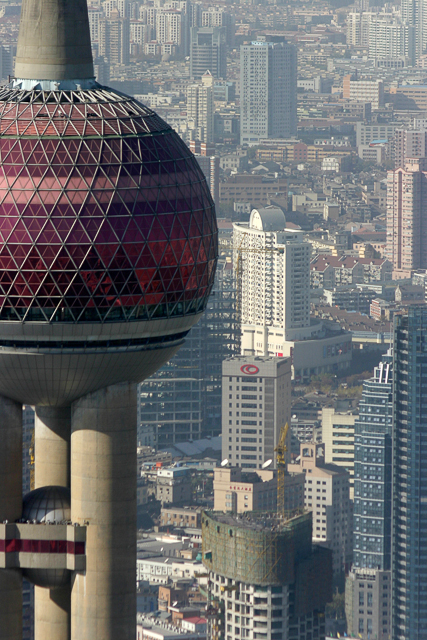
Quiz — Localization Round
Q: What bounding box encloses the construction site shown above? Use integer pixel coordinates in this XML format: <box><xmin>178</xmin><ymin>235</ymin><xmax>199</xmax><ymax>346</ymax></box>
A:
<box><xmin>201</xmin><ymin>510</ymin><xmax>332</xmax><ymax>640</ymax></box>
<box><xmin>202</xmin><ymin>510</ymin><xmax>312</xmax><ymax>585</ymax></box>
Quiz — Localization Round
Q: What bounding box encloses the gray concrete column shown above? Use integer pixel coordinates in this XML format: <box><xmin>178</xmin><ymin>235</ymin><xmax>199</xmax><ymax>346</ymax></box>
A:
<box><xmin>0</xmin><ymin>395</ymin><xmax>23</xmax><ymax>640</ymax></box>
<box><xmin>34</xmin><ymin>406</ymin><xmax>71</xmax><ymax>489</ymax></box>
<box><xmin>70</xmin><ymin>383</ymin><xmax>137</xmax><ymax>640</ymax></box>
<box><xmin>34</xmin><ymin>585</ymin><xmax>71</xmax><ymax>640</ymax></box>
<box><xmin>15</xmin><ymin>0</ymin><xmax>94</xmax><ymax>81</ymax></box>
<box><xmin>34</xmin><ymin>406</ymin><xmax>71</xmax><ymax>640</ymax></box>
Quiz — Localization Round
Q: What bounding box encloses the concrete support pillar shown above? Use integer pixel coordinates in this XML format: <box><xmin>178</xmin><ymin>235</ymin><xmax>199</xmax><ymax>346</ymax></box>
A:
<box><xmin>35</xmin><ymin>586</ymin><xmax>71</xmax><ymax>640</ymax></box>
<box><xmin>34</xmin><ymin>406</ymin><xmax>71</xmax><ymax>640</ymax></box>
<box><xmin>70</xmin><ymin>383</ymin><xmax>137</xmax><ymax>640</ymax></box>
<box><xmin>0</xmin><ymin>395</ymin><xmax>23</xmax><ymax>640</ymax></box>
<box><xmin>35</xmin><ymin>406</ymin><xmax>71</xmax><ymax>489</ymax></box>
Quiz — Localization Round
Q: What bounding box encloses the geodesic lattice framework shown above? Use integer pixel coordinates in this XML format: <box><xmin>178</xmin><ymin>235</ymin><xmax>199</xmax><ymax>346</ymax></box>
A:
<box><xmin>0</xmin><ymin>85</ymin><xmax>217</xmax><ymax>322</ymax></box>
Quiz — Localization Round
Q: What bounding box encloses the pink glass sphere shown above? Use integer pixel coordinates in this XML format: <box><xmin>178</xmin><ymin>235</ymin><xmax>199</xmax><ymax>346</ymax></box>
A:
<box><xmin>0</xmin><ymin>86</ymin><xmax>217</xmax><ymax>323</ymax></box>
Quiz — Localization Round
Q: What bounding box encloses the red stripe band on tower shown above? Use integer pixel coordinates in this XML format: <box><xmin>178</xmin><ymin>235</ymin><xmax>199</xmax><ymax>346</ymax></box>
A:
<box><xmin>0</xmin><ymin>539</ymin><xmax>85</xmax><ymax>554</ymax></box>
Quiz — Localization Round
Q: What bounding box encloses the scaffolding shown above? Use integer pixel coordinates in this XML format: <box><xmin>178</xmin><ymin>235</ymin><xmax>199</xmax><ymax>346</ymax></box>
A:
<box><xmin>201</xmin><ymin>510</ymin><xmax>312</xmax><ymax>586</ymax></box>
<box><xmin>274</xmin><ymin>422</ymin><xmax>289</xmax><ymax>517</ymax></box>
<box><xmin>200</xmin><ymin>510</ymin><xmax>332</xmax><ymax>637</ymax></box>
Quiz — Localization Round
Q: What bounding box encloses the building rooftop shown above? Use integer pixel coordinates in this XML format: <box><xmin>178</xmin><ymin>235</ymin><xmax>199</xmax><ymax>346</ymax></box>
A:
<box><xmin>205</xmin><ymin>510</ymin><xmax>307</xmax><ymax>533</ymax></box>
<box><xmin>183</xmin><ymin>618</ymin><xmax>207</xmax><ymax>625</ymax></box>
<box><xmin>136</xmin><ymin>614</ymin><xmax>205</xmax><ymax>639</ymax></box>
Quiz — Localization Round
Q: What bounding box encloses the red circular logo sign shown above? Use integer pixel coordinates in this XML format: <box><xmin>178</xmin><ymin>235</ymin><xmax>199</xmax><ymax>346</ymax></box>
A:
<box><xmin>240</xmin><ymin>364</ymin><xmax>259</xmax><ymax>375</ymax></box>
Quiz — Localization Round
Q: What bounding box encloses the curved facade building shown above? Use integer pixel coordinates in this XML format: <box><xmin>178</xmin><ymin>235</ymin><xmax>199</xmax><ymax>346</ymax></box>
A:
<box><xmin>0</xmin><ymin>0</ymin><xmax>217</xmax><ymax>638</ymax></box>
<box><xmin>201</xmin><ymin>511</ymin><xmax>332</xmax><ymax>640</ymax></box>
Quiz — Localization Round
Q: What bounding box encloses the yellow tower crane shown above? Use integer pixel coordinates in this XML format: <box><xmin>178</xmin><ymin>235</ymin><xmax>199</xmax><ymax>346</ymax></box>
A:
<box><xmin>29</xmin><ymin>429</ymin><xmax>35</xmax><ymax>491</ymax></box>
<box><xmin>274</xmin><ymin>423</ymin><xmax>289</xmax><ymax>518</ymax></box>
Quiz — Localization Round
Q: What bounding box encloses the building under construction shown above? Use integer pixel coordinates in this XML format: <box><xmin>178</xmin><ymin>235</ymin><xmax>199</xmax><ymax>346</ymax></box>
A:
<box><xmin>201</xmin><ymin>510</ymin><xmax>332</xmax><ymax>640</ymax></box>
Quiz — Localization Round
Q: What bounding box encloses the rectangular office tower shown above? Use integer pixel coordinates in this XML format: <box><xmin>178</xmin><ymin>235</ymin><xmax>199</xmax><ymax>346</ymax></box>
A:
<box><xmin>222</xmin><ymin>355</ymin><xmax>291</xmax><ymax>469</ymax></box>
<box><xmin>190</xmin><ymin>26</ymin><xmax>227</xmax><ymax>79</ymax></box>
<box><xmin>240</xmin><ymin>37</ymin><xmax>297</xmax><ymax>146</ymax></box>
<box><xmin>393</xmin><ymin>308</ymin><xmax>427</xmax><ymax>640</ymax></box>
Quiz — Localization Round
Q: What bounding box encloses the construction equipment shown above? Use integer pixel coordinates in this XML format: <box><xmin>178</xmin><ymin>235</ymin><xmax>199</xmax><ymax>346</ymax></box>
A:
<box><xmin>29</xmin><ymin>430</ymin><xmax>35</xmax><ymax>490</ymax></box>
<box><xmin>220</xmin><ymin>584</ymin><xmax>239</xmax><ymax>593</ymax></box>
<box><xmin>274</xmin><ymin>423</ymin><xmax>289</xmax><ymax>518</ymax></box>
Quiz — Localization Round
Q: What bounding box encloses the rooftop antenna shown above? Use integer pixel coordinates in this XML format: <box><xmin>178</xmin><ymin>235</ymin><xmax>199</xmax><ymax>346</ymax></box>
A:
<box><xmin>220</xmin><ymin>459</ymin><xmax>229</xmax><ymax>467</ymax></box>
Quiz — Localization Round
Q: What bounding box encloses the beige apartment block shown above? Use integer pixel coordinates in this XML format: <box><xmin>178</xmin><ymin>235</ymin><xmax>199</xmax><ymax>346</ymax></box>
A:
<box><xmin>322</xmin><ymin>406</ymin><xmax>357</xmax><ymax>499</ymax></box>
<box><xmin>288</xmin><ymin>443</ymin><xmax>353</xmax><ymax>575</ymax></box>
<box><xmin>214</xmin><ymin>466</ymin><xmax>304</xmax><ymax>514</ymax></box>
<box><xmin>160</xmin><ymin>507</ymin><xmax>201</xmax><ymax>529</ymax></box>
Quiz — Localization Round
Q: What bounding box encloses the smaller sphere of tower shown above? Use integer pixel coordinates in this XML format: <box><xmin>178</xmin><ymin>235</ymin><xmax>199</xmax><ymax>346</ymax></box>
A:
<box><xmin>23</xmin><ymin>486</ymin><xmax>70</xmax><ymax>523</ymax></box>
<box><xmin>22</xmin><ymin>486</ymin><xmax>71</xmax><ymax>589</ymax></box>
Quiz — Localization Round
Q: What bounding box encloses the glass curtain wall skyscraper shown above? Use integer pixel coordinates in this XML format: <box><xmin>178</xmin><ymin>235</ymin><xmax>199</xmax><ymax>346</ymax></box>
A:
<box><xmin>393</xmin><ymin>307</ymin><xmax>427</xmax><ymax>640</ymax></box>
<box><xmin>138</xmin><ymin>256</ymin><xmax>236</xmax><ymax>448</ymax></box>
<box><xmin>353</xmin><ymin>350</ymin><xmax>393</xmax><ymax>570</ymax></box>
<box><xmin>345</xmin><ymin>350</ymin><xmax>393</xmax><ymax>640</ymax></box>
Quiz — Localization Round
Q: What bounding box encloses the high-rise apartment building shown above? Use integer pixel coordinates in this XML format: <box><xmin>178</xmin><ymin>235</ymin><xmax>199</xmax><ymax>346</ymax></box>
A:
<box><xmin>240</xmin><ymin>38</ymin><xmax>297</xmax><ymax>146</ymax></box>
<box><xmin>234</xmin><ymin>208</ymin><xmax>311</xmax><ymax>343</ymax></box>
<box><xmin>288</xmin><ymin>442</ymin><xmax>353</xmax><ymax>577</ymax></box>
<box><xmin>190</xmin><ymin>26</ymin><xmax>227</xmax><ymax>79</ymax></box>
<box><xmin>222</xmin><ymin>355</ymin><xmax>291</xmax><ymax>469</ymax></box>
<box><xmin>130</xmin><ymin>20</ymin><xmax>152</xmax><ymax>51</ymax></box>
<box><xmin>233</xmin><ymin>207</ymin><xmax>352</xmax><ymax>379</ymax></box>
<box><xmin>368</xmin><ymin>15</ymin><xmax>414</xmax><ymax>64</ymax></box>
<box><xmin>99</xmin><ymin>8</ymin><xmax>130</xmax><ymax>65</ymax></box>
<box><xmin>346</xmin><ymin>11</ymin><xmax>372</xmax><ymax>46</ymax></box>
<box><xmin>194</xmin><ymin>154</ymin><xmax>220</xmax><ymax>204</ymax></box>
<box><xmin>386</xmin><ymin>157</ymin><xmax>427</xmax><ymax>278</ymax></box>
<box><xmin>156</xmin><ymin>9</ymin><xmax>186</xmax><ymax>52</ymax></box>
<box><xmin>189</xmin><ymin>139</ymin><xmax>219</xmax><ymax>203</ymax></box>
<box><xmin>392</xmin><ymin>307</ymin><xmax>427</xmax><ymax>640</ymax></box>
<box><xmin>187</xmin><ymin>71</ymin><xmax>214</xmax><ymax>143</ymax></box>
<box><xmin>345</xmin><ymin>351</ymin><xmax>393</xmax><ymax>640</ymax></box>
<box><xmin>401</xmin><ymin>0</ymin><xmax>427</xmax><ymax>59</ymax></box>
<box><xmin>347</xmin><ymin>11</ymin><xmax>414</xmax><ymax>63</ymax></box>
<box><xmin>88</xmin><ymin>7</ymin><xmax>103</xmax><ymax>44</ymax></box>
<box><xmin>394</xmin><ymin>121</ymin><xmax>427</xmax><ymax>167</ymax></box>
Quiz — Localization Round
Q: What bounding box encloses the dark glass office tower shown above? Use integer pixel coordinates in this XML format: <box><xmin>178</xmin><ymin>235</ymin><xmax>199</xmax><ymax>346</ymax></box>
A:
<box><xmin>353</xmin><ymin>349</ymin><xmax>393</xmax><ymax>570</ymax></box>
<box><xmin>138</xmin><ymin>256</ymin><xmax>236</xmax><ymax>447</ymax></box>
<box><xmin>346</xmin><ymin>351</ymin><xmax>393</xmax><ymax>640</ymax></box>
<box><xmin>393</xmin><ymin>307</ymin><xmax>427</xmax><ymax>640</ymax></box>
